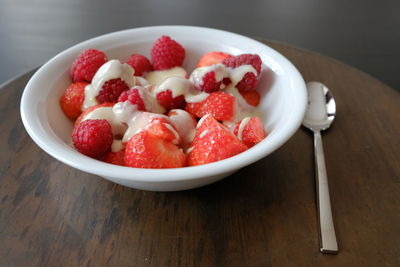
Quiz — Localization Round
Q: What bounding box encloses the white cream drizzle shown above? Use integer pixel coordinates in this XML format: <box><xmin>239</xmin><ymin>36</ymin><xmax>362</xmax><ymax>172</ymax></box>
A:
<box><xmin>168</xmin><ymin>109</ymin><xmax>197</xmax><ymax>146</ymax></box>
<box><xmin>237</xmin><ymin>117</ymin><xmax>251</xmax><ymax>140</ymax></box>
<box><xmin>144</xmin><ymin>67</ymin><xmax>187</xmax><ymax>86</ymax></box>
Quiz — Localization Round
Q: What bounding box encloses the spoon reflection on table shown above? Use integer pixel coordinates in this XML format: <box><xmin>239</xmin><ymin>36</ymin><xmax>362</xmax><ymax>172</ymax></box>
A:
<box><xmin>302</xmin><ymin>81</ymin><xmax>338</xmax><ymax>254</ymax></box>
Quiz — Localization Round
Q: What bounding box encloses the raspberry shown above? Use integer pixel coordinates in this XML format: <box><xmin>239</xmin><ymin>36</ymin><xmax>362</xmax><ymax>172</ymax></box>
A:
<box><xmin>126</xmin><ymin>54</ymin><xmax>152</xmax><ymax>76</ymax></box>
<box><xmin>196</xmin><ymin>51</ymin><xmax>232</xmax><ymax>68</ymax></box>
<box><xmin>118</xmin><ymin>87</ymin><xmax>146</xmax><ymax>111</ymax></box>
<box><xmin>236</xmin><ymin>72</ymin><xmax>259</xmax><ymax>93</ymax></box>
<box><xmin>222</xmin><ymin>54</ymin><xmax>262</xmax><ymax>74</ymax></box>
<box><xmin>151</xmin><ymin>36</ymin><xmax>185</xmax><ymax>70</ymax></box>
<box><xmin>72</xmin><ymin>119</ymin><xmax>113</xmax><ymax>158</ymax></box>
<box><xmin>70</xmin><ymin>49</ymin><xmax>107</xmax><ymax>82</ymax></box>
<box><xmin>222</xmin><ymin>54</ymin><xmax>262</xmax><ymax>92</ymax></box>
<box><xmin>156</xmin><ymin>90</ymin><xmax>186</xmax><ymax>111</ymax></box>
<box><xmin>60</xmin><ymin>82</ymin><xmax>88</xmax><ymax>120</ymax></box>
<box><xmin>198</xmin><ymin>71</ymin><xmax>221</xmax><ymax>93</ymax></box>
<box><xmin>96</xmin><ymin>78</ymin><xmax>130</xmax><ymax>103</ymax></box>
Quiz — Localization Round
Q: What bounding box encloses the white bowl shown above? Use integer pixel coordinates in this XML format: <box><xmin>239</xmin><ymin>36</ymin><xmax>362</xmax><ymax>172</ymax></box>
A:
<box><xmin>20</xmin><ymin>26</ymin><xmax>307</xmax><ymax>191</ymax></box>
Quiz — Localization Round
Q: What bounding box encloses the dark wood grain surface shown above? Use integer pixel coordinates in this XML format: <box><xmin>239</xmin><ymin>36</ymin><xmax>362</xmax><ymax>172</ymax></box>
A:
<box><xmin>1</xmin><ymin>0</ymin><xmax>400</xmax><ymax>91</ymax></box>
<box><xmin>1</xmin><ymin>41</ymin><xmax>400</xmax><ymax>266</ymax></box>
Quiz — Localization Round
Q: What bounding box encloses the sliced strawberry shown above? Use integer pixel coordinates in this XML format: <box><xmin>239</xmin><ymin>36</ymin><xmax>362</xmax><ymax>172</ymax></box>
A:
<box><xmin>60</xmin><ymin>82</ymin><xmax>88</xmax><ymax>120</ymax></box>
<box><xmin>147</xmin><ymin>117</ymin><xmax>179</xmax><ymax>143</ymax></box>
<box><xmin>187</xmin><ymin>116</ymin><xmax>247</xmax><ymax>166</ymax></box>
<box><xmin>196</xmin><ymin>52</ymin><xmax>232</xmax><ymax>68</ymax></box>
<box><xmin>124</xmin><ymin>131</ymin><xmax>186</xmax><ymax>169</ymax></box>
<box><xmin>185</xmin><ymin>92</ymin><xmax>235</xmax><ymax>121</ymax></box>
<box><xmin>75</xmin><ymin>102</ymin><xmax>114</xmax><ymax>125</ymax></box>
<box><xmin>241</xmin><ymin>90</ymin><xmax>261</xmax><ymax>106</ymax></box>
<box><xmin>233</xmin><ymin>117</ymin><xmax>266</xmax><ymax>147</ymax></box>
<box><xmin>103</xmin><ymin>149</ymin><xmax>126</xmax><ymax>166</ymax></box>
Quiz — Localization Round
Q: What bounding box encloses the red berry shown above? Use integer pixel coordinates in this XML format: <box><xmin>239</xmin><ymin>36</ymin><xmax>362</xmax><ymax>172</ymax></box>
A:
<box><xmin>60</xmin><ymin>82</ymin><xmax>88</xmax><ymax>120</ymax></box>
<box><xmin>70</xmin><ymin>49</ymin><xmax>107</xmax><ymax>82</ymax></box>
<box><xmin>222</xmin><ymin>54</ymin><xmax>262</xmax><ymax>92</ymax></box>
<box><xmin>151</xmin><ymin>36</ymin><xmax>185</xmax><ymax>70</ymax></box>
<box><xmin>126</xmin><ymin>54</ymin><xmax>152</xmax><ymax>76</ymax></box>
<box><xmin>96</xmin><ymin>78</ymin><xmax>130</xmax><ymax>103</ymax></box>
<box><xmin>241</xmin><ymin>90</ymin><xmax>261</xmax><ymax>106</ymax></box>
<box><xmin>236</xmin><ymin>72</ymin><xmax>259</xmax><ymax>92</ymax></box>
<box><xmin>118</xmin><ymin>87</ymin><xmax>146</xmax><ymax>111</ymax></box>
<box><xmin>233</xmin><ymin>117</ymin><xmax>266</xmax><ymax>147</ymax></box>
<box><xmin>124</xmin><ymin>131</ymin><xmax>186</xmax><ymax>169</ymax></box>
<box><xmin>156</xmin><ymin>90</ymin><xmax>186</xmax><ymax>111</ymax></box>
<box><xmin>146</xmin><ymin>118</ymin><xmax>179</xmax><ymax>143</ymax></box>
<box><xmin>222</xmin><ymin>54</ymin><xmax>262</xmax><ymax>74</ymax></box>
<box><xmin>196</xmin><ymin>52</ymin><xmax>232</xmax><ymax>68</ymax></box>
<box><xmin>103</xmin><ymin>150</ymin><xmax>126</xmax><ymax>166</ymax></box>
<box><xmin>75</xmin><ymin>102</ymin><xmax>114</xmax><ymax>125</ymax></box>
<box><xmin>72</xmin><ymin>119</ymin><xmax>113</xmax><ymax>158</ymax></box>
<box><xmin>187</xmin><ymin>116</ymin><xmax>247</xmax><ymax>166</ymax></box>
<box><xmin>197</xmin><ymin>71</ymin><xmax>221</xmax><ymax>93</ymax></box>
<box><xmin>185</xmin><ymin>92</ymin><xmax>235</xmax><ymax>121</ymax></box>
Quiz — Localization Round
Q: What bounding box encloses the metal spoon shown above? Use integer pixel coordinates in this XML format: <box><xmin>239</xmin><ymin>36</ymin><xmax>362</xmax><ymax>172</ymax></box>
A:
<box><xmin>303</xmin><ymin>81</ymin><xmax>338</xmax><ymax>254</ymax></box>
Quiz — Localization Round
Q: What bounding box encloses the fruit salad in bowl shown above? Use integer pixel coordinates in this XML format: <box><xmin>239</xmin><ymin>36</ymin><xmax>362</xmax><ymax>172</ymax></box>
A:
<box><xmin>21</xmin><ymin>26</ymin><xmax>307</xmax><ymax>191</ymax></box>
<box><xmin>62</xmin><ymin>35</ymin><xmax>268</xmax><ymax>168</ymax></box>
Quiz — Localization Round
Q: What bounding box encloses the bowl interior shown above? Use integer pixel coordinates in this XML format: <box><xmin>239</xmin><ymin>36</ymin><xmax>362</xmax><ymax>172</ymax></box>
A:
<box><xmin>21</xmin><ymin>26</ymin><xmax>306</xmax><ymax>182</ymax></box>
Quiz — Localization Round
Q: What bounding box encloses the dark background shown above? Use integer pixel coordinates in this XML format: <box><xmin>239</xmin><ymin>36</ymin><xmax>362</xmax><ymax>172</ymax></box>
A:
<box><xmin>1</xmin><ymin>0</ymin><xmax>399</xmax><ymax>91</ymax></box>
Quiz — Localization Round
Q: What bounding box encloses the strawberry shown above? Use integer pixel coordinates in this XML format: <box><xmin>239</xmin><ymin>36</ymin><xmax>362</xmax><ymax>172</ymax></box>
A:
<box><xmin>75</xmin><ymin>102</ymin><xmax>114</xmax><ymax>125</ymax></box>
<box><xmin>126</xmin><ymin>54</ymin><xmax>152</xmax><ymax>76</ymax></box>
<box><xmin>103</xmin><ymin>149</ymin><xmax>126</xmax><ymax>166</ymax></box>
<box><xmin>60</xmin><ymin>82</ymin><xmax>88</xmax><ymax>120</ymax></box>
<box><xmin>96</xmin><ymin>78</ymin><xmax>130</xmax><ymax>103</ymax></box>
<box><xmin>151</xmin><ymin>36</ymin><xmax>185</xmax><ymax>70</ymax></box>
<box><xmin>233</xmin><ymin>117</ymin><xmax>266</xmax><ymax>147</ymax></box>
<box><xmin>187</xmin><ymin>116</ymin><xmax>247</xmax><ymax>166</ymax></box>
<box><xmin>147</xmin><ymin>117</ymin><xmax>180</xmax><ymax>143</ymax></box>
<box><xmin>196</xmin><ymin>52</ymin><xmax>232</xmax><ymax>68</ymax></box>
<box><xmin>70</xmin><ymin>49</ymin><xmax>107</xmax><ymax>82</ymax></box>
<box><xmin>185</xmin><ymin>92</ymin><xmax>235</xmax><ymax>121</ymax></box>
<box><xmin>241</xmin><ymin>90</ymin><xmax>261</xmax><ymax>106</ymax></box>
<box><xmin>222</xmin><ymin>54</ymin><xmax>262</xmax><ymax>92</ymax></box>
<box><xmin>124</xmin><ymin>131</ymin><xmax>186</xmax><ymax>168</ymax></box>
<box><xmin>72</xmin><ymin>119</ymin><xmax>113</xmax><ymax>158</ymax></box>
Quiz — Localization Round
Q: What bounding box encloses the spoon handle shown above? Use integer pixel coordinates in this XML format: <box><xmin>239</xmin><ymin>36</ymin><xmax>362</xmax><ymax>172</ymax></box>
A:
<box><xmin>313</xmin><ymin>130</ymin><xmax>338</xmax><ymax>253</ymax></box>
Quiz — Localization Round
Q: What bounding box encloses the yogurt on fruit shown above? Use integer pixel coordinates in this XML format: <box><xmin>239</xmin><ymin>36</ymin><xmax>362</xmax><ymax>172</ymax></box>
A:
<box><xmin>154</xmin><ymin>76</ymin><xmax>209</xmax><ymax>103</ymax></box>
<box><xmin>189</xmin><ymin>63</ymin><xmax>229</xmax><ymax>89</ymax></box>
<box><xmin>82</xmin><ymin>60</ymin><xmax>136</xmax><ymax>110</ymax></box>
<box><xmin>168</xmin><ymin>109</ymin><xmax>196</xmax><ymax>146</ymax></box>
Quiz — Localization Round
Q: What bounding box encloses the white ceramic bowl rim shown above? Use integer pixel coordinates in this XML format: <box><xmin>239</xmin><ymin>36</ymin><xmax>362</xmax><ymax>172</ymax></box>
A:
<box><xmin>20</xmin><ymin>25</ymin><xmax>307</xmax><ymax>183</ymax></box>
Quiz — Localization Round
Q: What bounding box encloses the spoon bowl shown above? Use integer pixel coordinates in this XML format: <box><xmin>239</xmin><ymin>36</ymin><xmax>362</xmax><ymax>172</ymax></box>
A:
<box><xmin>303</xmin><ymin>81</ymin><xmax>336</xmax><ymax>132</ymax></box>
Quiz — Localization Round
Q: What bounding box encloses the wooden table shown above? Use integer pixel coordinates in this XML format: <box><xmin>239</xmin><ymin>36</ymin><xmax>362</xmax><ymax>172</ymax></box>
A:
<box><xmin>1</xmin><ymin>41</ymin><xmax>399</xmax><ymax>266</ymax></box>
